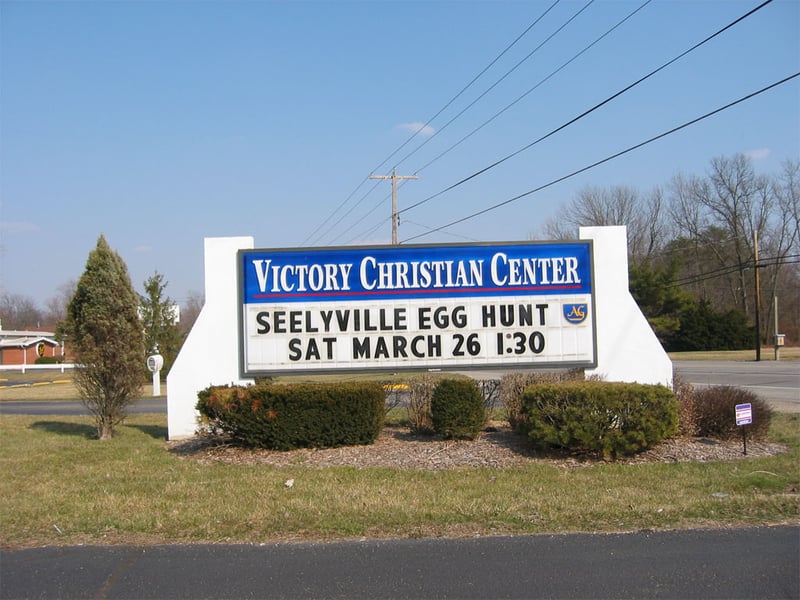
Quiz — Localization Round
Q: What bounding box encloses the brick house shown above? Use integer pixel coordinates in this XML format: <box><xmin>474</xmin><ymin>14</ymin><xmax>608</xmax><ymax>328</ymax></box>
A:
<box><xmin>0</xmin><ymin>331</ymin><xmax>64</xmax><ymax>366</ymax></box>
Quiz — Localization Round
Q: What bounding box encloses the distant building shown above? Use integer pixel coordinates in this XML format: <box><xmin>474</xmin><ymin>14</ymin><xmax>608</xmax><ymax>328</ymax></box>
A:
<box><xmin>0</xmin><ymin>330</ymin><xmax>63</xmax><ymax>366</ymax></box>
<box><xmin>137</xmin><ymin>303</ymin><xmax>181</xmax><ymax>325</ymax></box>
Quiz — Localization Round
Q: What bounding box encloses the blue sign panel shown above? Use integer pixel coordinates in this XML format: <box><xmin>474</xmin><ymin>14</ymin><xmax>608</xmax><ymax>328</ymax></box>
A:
<box><xmin>241</xmin><ymin>242</ymin><xmax>592</xmax><ymax>304</ymax></box>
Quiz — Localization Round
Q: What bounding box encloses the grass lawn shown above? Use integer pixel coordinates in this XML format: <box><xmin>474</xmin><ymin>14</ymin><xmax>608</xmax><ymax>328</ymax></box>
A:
<box><xmin>0</xmin><ymin>372</ymin><xmax>161</xmax><ymax>401</ymax></box>
<box><xmin>2</xmin><ymin>350</ymin><xmax>797</xmax><ymax>547</ymax></box>
<box><xmin>1</xmin><ymin>411</ymin><xmax>797</xmax><ymax>548</ymax></box>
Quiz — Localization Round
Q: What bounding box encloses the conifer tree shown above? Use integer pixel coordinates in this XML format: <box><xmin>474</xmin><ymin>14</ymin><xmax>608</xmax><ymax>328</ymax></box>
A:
<box><xmin>61</xmin><ymin>235</ymin><xmax>145</xmax><ymax>439</ymax></box>
<box><xmin>139</xmin><ymin>271</ymin><xmax>181</xmax><ymax>375</ymax></box>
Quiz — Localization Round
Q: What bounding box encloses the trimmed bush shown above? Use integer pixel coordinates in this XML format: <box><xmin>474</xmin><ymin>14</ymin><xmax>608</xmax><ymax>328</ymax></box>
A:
<box><xmin>196</xmin><ymin>382</ymin><xmax>385</xmax><ymax>450</ymax></box>
<box><xmin>518</xmin><ymin>381</ymin><xmax>678</xmax><ymax>460</ymax></box>
<box><xmin>34</xmin><ymin>356</ymin><xmax>61</xmax><ymax>365</ymax></box>
<box><xmin>430</xmin><ymin>378</ymin><xmax>486</xmax><ymax>440</ymax></box>
<box><xmin>691</xmin><ymin>385</ymin><xmax>772</xmax><ymax>440</ymax></box>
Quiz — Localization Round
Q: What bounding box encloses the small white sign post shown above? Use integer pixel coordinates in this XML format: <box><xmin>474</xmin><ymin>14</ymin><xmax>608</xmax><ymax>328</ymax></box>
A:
<box><xmin>735</xmin><ymin>402</ymin><xmax>753</xmax><ymax>455</ymax></box>
<box><xmin>146</xmin><ymin>351</ymin><xmax>164</xmax><ymax>397</ymax></box>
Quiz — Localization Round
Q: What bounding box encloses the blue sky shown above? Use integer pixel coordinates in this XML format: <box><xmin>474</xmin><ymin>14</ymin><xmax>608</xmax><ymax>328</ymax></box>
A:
<box><xmin>2</xmin><ymin>0</ymin><xmax>798</xmax><ymax>308</ymax></box>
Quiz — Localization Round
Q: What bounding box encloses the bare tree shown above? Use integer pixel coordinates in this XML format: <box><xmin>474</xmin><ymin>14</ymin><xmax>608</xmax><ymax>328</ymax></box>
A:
<box><xmin>774</xmin><ymin>159</ymin><xmax>800</xmax><ymax>257</ymax></box>
<box><xmin>536</xmin><ymin>153</ymin><xmax>799</xmax><ymax>345</ymax></box>
<box><xmin>541</xmin><ymin>184</ymin><xmax>667</xmax><ymax>264</ymax></box>
<box><xmin>43</xmin><ymin>280</ymin><xmax>77</xmax><ymax>329</ymax></box>
<box><xmin>763</xmin><ymin>159</ymin><xmax>800</xmax><ymax>341</ymax></box>
<box><xmin>179</xmin><ymin>290</ymin><xmax>204</xmax><ymax>340</ymax></box>
<box><xmin>0</xmin><ymin>293</ymin><xmax>44</xmax><ymax>330</ymax></box>
<box><xmin>668</xmin><ymin>154</ymin><xmax>798</xmax><ymax>343</ymax></box>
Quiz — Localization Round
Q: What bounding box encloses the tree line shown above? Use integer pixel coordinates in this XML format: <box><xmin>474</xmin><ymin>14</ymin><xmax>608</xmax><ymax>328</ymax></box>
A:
<box><xmin>2</xmin><ymin>153</ymin><xmax>797</xmax><ymax>356</ymax></box>
<box><xmin>543</xmin><ymin>153</ymin><xmax>799</xmax><ymax>351</ymax></box>
<box><xmin>1</xmin><ymin>154</ymin><xmax>795</xmax><ymax>438</ymax></box>
<box><xmin>1</xmin><ymin>273</ymin><xmax>202</xmax><ymax>368</ymax></box>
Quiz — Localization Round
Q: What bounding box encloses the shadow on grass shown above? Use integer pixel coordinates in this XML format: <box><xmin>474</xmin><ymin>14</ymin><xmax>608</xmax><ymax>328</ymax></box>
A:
<box><xmin>129</xmin><ymin>424</ymin><xmax>168</xmax><ymax>440</ymax></box>
<box><xmin>30</xmin><ymin>421</ymin><xmax>96</xmax><ymax>439</ymax></box>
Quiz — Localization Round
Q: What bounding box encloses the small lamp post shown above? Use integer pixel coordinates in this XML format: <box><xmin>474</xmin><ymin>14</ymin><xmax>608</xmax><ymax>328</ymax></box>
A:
<box><xmin>146</xmin><ymin>346</ymin><xmax>164</xmax><ymax>397</ymax></box>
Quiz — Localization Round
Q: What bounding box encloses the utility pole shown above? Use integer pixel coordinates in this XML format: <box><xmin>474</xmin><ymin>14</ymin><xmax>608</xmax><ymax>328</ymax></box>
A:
<box><xmin>369</xmin><ymin>169</ymin><xmax>418</xmax><ymax>245</ymax></box>
<box><xmin>774</xmin><ymin>295</ymin><xmax>780</xmax><ymax>361</ymax></box>
<box><xmin>754</xmin><ymin>230</ymin><xmax>762</xmax><ymax>362</ymax></box>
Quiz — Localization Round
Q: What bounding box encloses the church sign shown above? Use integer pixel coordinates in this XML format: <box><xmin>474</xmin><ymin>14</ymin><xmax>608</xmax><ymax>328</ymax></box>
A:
<box><xmin>239</xmin><ymin>241</ymin><xmax>596</xmax><ymax>376</ymax></box>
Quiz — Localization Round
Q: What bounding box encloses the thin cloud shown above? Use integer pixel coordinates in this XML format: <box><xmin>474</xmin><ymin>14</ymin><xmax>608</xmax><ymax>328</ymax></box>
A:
<box><xmin>134</xmin><ymin>245</ymin><xmax>153</xmax><ymax>254</ymax></box>
<box><xmin>744</xmin><ymin>148</ymin><xmax>770</xmax><ymax>161</ymax></box>
<box><xmin>0</xmin><ymin>221</ymin><xmax>41</xmax><ymax>234</ymax></box>
<box><xmin>398</xmin><ymin>122</ymin><xmax>436</xmax><ymax>137</ymax></box>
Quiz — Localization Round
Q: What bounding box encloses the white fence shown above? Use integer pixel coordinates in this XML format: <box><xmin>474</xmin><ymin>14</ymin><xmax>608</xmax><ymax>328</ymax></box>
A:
<box><xmin>0</xmin><ymin>364</ymin><xmax>75</xmax><ymax>374</ymax></box>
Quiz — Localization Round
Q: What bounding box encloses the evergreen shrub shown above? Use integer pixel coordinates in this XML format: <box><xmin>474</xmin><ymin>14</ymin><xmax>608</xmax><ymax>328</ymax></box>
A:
<box><xmin>430</xmin><ymin>378</ymin><xmax>486</xmax><ymax>440</ymax></box>
<box><xmin>60</xmin><ymin>235</ymin><xmax>145</xmax><ymax>440</ymax></box>
<box><xmin>500</xmin><ymin>369</ymin><xmax>584</xmax><ymax>428</ymax></box>
<box><xmin>196</xmin><ymin>382</ymin><xmax>385</xmax><ymax>450</ymax></box>
<box><xmin>668</xmin><ymin>300</ymin><xmax>753</xmax><ymax>351</ymax></box>
<box><xmin>518</xmin><ymin>381</ymin><xmax>678</xmax><ymax>460</ymax></box>
<box><xmin>691</xmin><ymin>385</ymin><xmax>772</xmax><ymax>440</ymax></box>
<box><xmin>34</xmin><ymin>356</ymin><xmax>61</xmax><ymax>365</ymax></box>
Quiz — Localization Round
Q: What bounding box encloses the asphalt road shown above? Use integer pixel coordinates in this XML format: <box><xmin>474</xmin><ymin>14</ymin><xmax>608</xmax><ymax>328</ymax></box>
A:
<box><xmin>467</xmin><ymin>360</ymin><xmax>800</xmax><ymax>413</ymax></box>
<box><xmin>2</xmin><ymin>527</ymin><xmax>797</xmax><ymax>599</ymax></box>
<box><xmin>672</xmin><ymin>360</ymin><xmax>800</xmax><ymax>413</ymax></box>
<box><xmin>0</xmin><ymin>397</ymin><xmax>166</xmax><ymax>416</ymax></box>
<box><xmin>1</xmin><ymin>360</ymin><xmax>797</xmax><ymax>415</ymax></box>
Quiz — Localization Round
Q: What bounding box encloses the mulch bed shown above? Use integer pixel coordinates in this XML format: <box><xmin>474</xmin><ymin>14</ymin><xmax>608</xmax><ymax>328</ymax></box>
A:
<box><xmin>167</xmin><ymin>422</ymin><xmax>787</xmax><ymax>470</ymax></box>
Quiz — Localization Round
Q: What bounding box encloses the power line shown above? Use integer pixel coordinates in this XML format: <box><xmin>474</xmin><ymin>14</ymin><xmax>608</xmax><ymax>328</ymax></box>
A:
<box><xmin>313</xmin><ymin>179</ymin><xmax>385</xmax><ymax>246</ymax></box>
<box><xmin>402</xmin><ymin>220</ymin><xmax>481</xmax><ymax>243</ymax></box>
<box><xmin>670</xmin><ymin>254</ymin><xmax>800</xmax><ymax>288</ymax></box>
<box><xmin>401</xmin><ymin>72</ymin><xmax>800</xmax><ymax>243</ymax></box>
<box><xmin>399</xmin><ymin>0</ymin><xmax>776</xmax><ymax>218</ymax></box>
<box><xmin>376</xmin><ymin>0</ymin><xmax>562</xmax><ymax>174</ymax></box>
<box><xmin>342</xmin><ymin>0</ymin><xmax>653</xmax><ymax>245</ymax></box>
<box><xmin>388</xmin><ymin>0</ymin><xmax>596</xmax><ymax>173</ymax></box>
<box><xmin>406</xmin><ymin>0</ymin><xmax>653</xmax><ymax>178</ymax></box>
<box><xmin>301</xmin><ymin>3</ymin><xmax>559</xmax><ymax>246</ymax></box>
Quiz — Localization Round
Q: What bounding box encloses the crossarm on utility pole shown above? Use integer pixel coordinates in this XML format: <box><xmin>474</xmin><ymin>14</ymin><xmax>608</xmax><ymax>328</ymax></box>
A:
<box><xmin>369</xmin><ymin>169</ymin><xmax>418</xmax><ymax>245</ymax></box>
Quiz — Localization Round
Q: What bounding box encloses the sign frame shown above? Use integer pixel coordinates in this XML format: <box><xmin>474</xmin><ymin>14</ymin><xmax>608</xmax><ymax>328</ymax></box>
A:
<box><xmin>238</xmin><ymin>240</ymin><xmax>597</xmax><ymax>377</ymax></box>
<box><xmin>735</xmin><ymin>402</ymin><xmax>753</xmax><ymax>426</ymax></box>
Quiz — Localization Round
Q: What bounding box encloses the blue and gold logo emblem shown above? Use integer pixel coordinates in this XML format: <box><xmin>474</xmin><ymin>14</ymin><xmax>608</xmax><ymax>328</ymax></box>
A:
<box><xmin>563</xmin><ymin>303</ymin><xmax>588</xmax><ymax>324</ymax></box>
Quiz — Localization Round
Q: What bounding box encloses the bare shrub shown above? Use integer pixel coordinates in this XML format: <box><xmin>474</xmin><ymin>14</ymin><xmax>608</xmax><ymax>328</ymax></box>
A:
<box><xmin>476</xmin><ymin>379</ymin><xmax>501</xmax><ymax>416</ymax></box>
<box><xmin>673</xmin><ymin>374</ymin><xmax>698</xmax><ymax>437</ymax></box>
<box><xmin>407</xmin><ymin>374</ymin><xmax>436</xmax><ymax>434</ymax></box>
<box><xmin>692</xmin><ymin>386</ymin><xmax>773</xmax><ymax>440</ymax></box>
<box><xmin>383</xmin><ymin>383</ymin><xmax>405</xmax><ymax>415</ymax></box>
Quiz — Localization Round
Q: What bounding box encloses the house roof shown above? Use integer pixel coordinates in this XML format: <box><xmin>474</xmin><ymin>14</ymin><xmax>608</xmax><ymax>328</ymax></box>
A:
<box><xmin>0</xmin><ymin>330</ymin><xmax>56</xmax><ymax>339</ymax></box>
<box><xmin>0</xmin><ymin>334</ymin><xmax>58</xmax><ymax>348</ymax></box>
